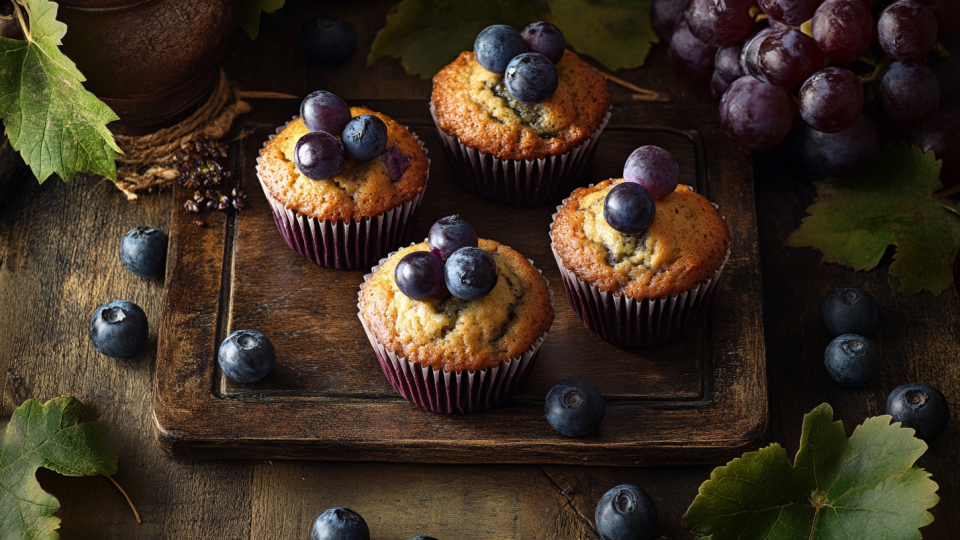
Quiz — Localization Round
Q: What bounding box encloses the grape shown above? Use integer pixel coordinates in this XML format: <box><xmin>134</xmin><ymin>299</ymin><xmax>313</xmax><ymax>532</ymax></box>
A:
<box><xmin>444</xmin><ymin>247</ymin><xmax>499</xmax><ymax>301</ymax></box>
<box><xmin>878</xmin><ymin>1</ymin><xmax>937</xmax><ymax>62</ymax></box>
<box><xmin>623</xmin><ymin>146</ymin><xmax>679</xmax><ymax>200</ymax></box>
<box><xmin>929</xmin><ymin>0</ymin><xmax>960</xmax><ymax>37</ymax></box>
<box><xmin>428</xmin><ymin>215</ymin><xmax>479</xmax><ymax>261</ymax></box>
<box><xmin>669</xmin><ymin>18</ymin><xmax>718</xmax><ymax>82</ymax></box>
<box><xmin>395</xmin><ymin>251</ymin><xmax>446</xmax><ymax>301</ymax></box>
<box><xmin>603</xmin><ymin>182</ymin><xmax>657</xmax><ymax>235</ymax></box>
<box><xmin>521</xmin><ymin>22</ymin><xmax>565</xmax><ymax>64</ymax></box>
<box><xmin>719</xmin><ymin>76</ymin><xmax>796</xmax><ymax>151</ymax></box>
<box><xmin>651</xmin><ymin>0</ymin><xmax>686</xmax><ymax>41</ymax></box>
<box><xmin>711</xmin><ymin>70</ymin><xmax>734</xmax><ymax>100</ymax></box>
<box><xmin>812</xmin><ymin>0</ymin><xmax>874</xmax><ymax>62</ymax></box>
<box><xmin>799</xmin><ymin>67</ymin><xmax>863</xmax><ymax>133</ymax></box>
<box><xmin>880</xmin><ymin>62</ymin><xmax>941</xmax><ymax>124</ymax></box>
<box><xmin>740</xmin><ymin>28</ymin><xmax>776</xmax><ymax>79</ymax></box>
<box><xmin>910</xmin><ymin>107</ymin><xmax>960</xmax><ymax>183</ymax></box>
<box><xmin>300</xmin><ymin>90</ymin><xmax>352</xmax><ymax>136</ymax></box>
<box><xmin>504</xmin><ymin>53</ymin><xmax>559</xmax><ymax>104</ymax></box>
<box><xmin>474</xmin><ymin>25</ymin><xmax>527</xmax><ymax>75</ymax></box>
<box><xmin>341</xmin><ymin>115</ymin><xmax>388</xmax><ymax>162</ymax></box>
<box><xmin>800</xmin><ymin>115</ymin><xmax>879</xmax><ymax>176</ymax></box>
<box><xmin>715</xmin><ymin>45</ymin><xmax>745</xmax><ymax>83</ymax></box>
<box><xmin>295</xmin><ymin>131</ymin><xmax>345</xmax><ymax>180</ymax></box>
<box><xmin>757</xmin><ymin>30</ymin><xmax>825</xmax><ymax>88</ymax></box>
<box><xmin>758</xmin><ymin>0</ymin><xmax>824</xmax><ymax>25</ymax></box>
<box><xmin>685</xmin><ymin>0</ymin><xmax>755</xmax><ymax>47</ymax></box>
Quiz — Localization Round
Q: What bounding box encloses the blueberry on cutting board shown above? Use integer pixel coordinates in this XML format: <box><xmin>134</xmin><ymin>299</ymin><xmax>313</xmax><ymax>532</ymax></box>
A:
<box><xmin>545</xmin><ymin>380</ymin><xmax>605</xmax><ymax>437</ymax></box>
<box><xmin>218</xmin><ymin>330</ymin><xmax>276</xmax><ymax>383</ymax></box>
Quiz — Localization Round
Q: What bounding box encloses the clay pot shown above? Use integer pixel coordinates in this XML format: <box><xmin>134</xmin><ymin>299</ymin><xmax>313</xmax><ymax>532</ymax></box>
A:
<box><xmin>56</xmin><ymin>0</ymin><xmax>240</xmax><ymax>135</ymax></box>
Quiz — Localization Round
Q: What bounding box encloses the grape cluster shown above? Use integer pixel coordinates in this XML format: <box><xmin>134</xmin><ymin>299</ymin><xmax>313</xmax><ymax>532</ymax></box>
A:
<box><xmin>174</xmin><ymin>136</ymin><xmax>248</xmax><ymax>213</ymax></box>
<box><xmin>394</xmin><ymin>216</ymin><xmax>500</xmax><ymax>302</ymax></box>
<box><xmin>656</xmin><ymin>0</ymin><xmax>959</xmax><ymax>178</ymax></box>
<box><xmin>474</xmin><ymin>22</ymin><xmax>565</xmax><ymax>104</ymax></box>
<box><xmin>296</xmin><ymin>90</ymin><xmax>388</xmax><ymax>180</ymax></box>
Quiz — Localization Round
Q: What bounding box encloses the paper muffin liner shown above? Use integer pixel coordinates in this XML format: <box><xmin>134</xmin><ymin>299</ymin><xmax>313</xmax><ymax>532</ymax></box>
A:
<box><xmin>430</xmin><ymin>102</ymin><xmax>612</xmax><ymax>206</ymax></box>
<box><xmin>255</xmin><ymin>116</ymin><xmax>430</xmax><ymax>270</ymax></box>
<box><xmin>357</xmin><ymin>245</ymin><xmax>555</xmax><ymax>414</ymax></box>
<box><xmin>549</xmin><ymin>194</ymin><xmax>730</xmax><ymax>348</ymax></box>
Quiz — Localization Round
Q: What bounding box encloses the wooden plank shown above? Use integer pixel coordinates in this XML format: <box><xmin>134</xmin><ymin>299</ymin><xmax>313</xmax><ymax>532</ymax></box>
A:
<box><xmin>153</xmin><ymin>99</ymin><xmax>767</xmax><ymax>464</ymax></box>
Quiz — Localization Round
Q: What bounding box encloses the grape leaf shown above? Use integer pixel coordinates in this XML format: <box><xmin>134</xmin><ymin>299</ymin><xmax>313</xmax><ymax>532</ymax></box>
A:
<box><xmin>0</xmin><ymin>0</ymin><xmax>121</xmax><ymax>183</ymax></box>
<box><xmin>238</xmin><ymin>0</ymin><xmax>285</xmax><ymax>40</ymax></box>
<box><xmin>683</xmin><ymin>403</ymin><xmax>939</xmax><ymax>540</ymax></box>
<box><xmin>787</xmin><ymin>144</ymin><xmax>960</xmax><ymax>295</ymax></box>
<box><xmin>367</xmin><ymin>0</ymin><xmax>657</xmax><ymax>79</ymax></box>
<box><xmin>0</xmin><ymin>396</ymin><xmax>118</xmax><ymax>540</ymax></box>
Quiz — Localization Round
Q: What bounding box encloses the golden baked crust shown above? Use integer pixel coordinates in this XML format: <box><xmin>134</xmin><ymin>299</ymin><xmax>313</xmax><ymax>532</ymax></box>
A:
<box><xmin>431</xmin><ymin>50</ymin><xmax>611</xmax><ymax>160</ymax></box>
<box><xmin>360</xmin><ymin>239</ymin><xmax>554</xmax><ymax>373</ymax></box>
<box><xmin>551</xmin><ymin>181</ymin><xmax>730</xmax><ymax>299</ymax></box>
<box><xmin>258</xmin><ymin>107</ymin><xmax>429</xmax><ymax>221</ymax></box>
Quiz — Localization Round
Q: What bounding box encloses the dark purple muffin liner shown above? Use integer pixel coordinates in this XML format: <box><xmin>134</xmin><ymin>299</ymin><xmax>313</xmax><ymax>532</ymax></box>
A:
<box><xmin>357</xmin><ymin>245</ymin><xmax>555</xmax><ymax>414</ymax></box>
<box><xmin>430</xmin><ymin>102</ymin><xmax>611</xmax><ymax>206</ymax></box>
<box><xmin>255</xmin><ymin>117</ymin><xmax>430</xmax><ymax>270</ymax></box>
<box><xmin>549</xmin><ymin>194</ymin><xmax>730</xmax><ymax>348</ymax></box>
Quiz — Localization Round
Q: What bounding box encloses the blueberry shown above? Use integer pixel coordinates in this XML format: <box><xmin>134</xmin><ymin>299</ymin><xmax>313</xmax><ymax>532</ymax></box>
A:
<box><xmin>342</xmin><ymin>114</ymin><xmax>388</xmax><ymax>162</ymax></box>
<box><xmin>603</xmin><ymin>182</ymin><xmax>656</xmax><ymax>235</ymax></box>
<box><xmin>88</xmin><ymin>300</ymin><xmax>149</xmax><ymax>358</ymax></box>
<box><xmin>824</xmin><ymin>334</ymin><xmax>879</xmax><ymax>387</ymax></box>
<box><xmin>310</xmin><ymin>508</ymin><xmax>370</xmax><ymax>540</ymax></box>
<box><xmin>395</xmin><ymin>251</ymin><xmax>446</xmax><ymax>300</ymax></box>
<box><xmin>444</xmin><ymin>247</ymin><xmax>498</xmax><ymax>301</ymax></box>
<box><xmin>521</xmin><ymin>21</ymin><xmax>566</xmax><ymax>64</ymax></box>
<box><xmin>820</xmin><ymin>285</ymin><xmax>879</xmax><ymax>336</ymax></box>
<box><xmin>218</xmin><ymin>330</ymin><xmax>276</xmax><ymax>384</ymax></box>
<box><xmin>300</xmin><ymin>16</ymin><xmax>357</xmax><ymax>67</ymax></box>
<box><xmin>295</xmin><ymin>131</ymin><xmax>345</xmax><ymax>180</ymax></box>
<box><xmin>595</xmin><ymin>485</ymin><xmax>658</xmax><ymax>540</ymax></box>
<box><xmin>504</xmin><ymin>53</ymin><xmax>559</xmax><ymax>104</ymax></box>
<box><xmin>545</xmin><ymin>380</ymin><xmax>605</xmax><ymax>437</ymax></box>
<box><xmin>428</xmin><ymin>215</ymin><xmax>479</xmax><ymax>261</ymax></box>
<box><xmin>474</xmin><ymin>24</ymin><xmax>527</xmax><ymax>74</ymax></box>
<box><xmin>300</xmin><ymin>90</ymin><xmax>352</xmax><ymax>136</ymax></box>
<box><xmin>886</xmin><ymin>383</ymin><xmax>950</xmax><ymax>441</ymax></box>
<box><xmin>119</xmin><ymin>226</ymin><xmax>168</xmax><ymax>277</ymax></box>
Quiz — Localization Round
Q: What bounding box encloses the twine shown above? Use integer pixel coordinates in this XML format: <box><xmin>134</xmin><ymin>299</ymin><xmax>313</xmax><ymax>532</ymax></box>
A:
<box><xmin>112</xmin><ymin>71</ymin><xmax>251</xmax><ymax>200</ymax></box>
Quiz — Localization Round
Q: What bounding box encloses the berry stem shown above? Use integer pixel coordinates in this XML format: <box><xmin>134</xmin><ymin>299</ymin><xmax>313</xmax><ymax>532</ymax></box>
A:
<box><xmin>748</xmin><ymin>6</ymin><xmax>767</xmax><ymax>22</ymax></box>
<box><xmin>238</xmin><ymin>91</ymin><xmax>300</xmax><ymax>99</ymax></box>
<box><xmin>104</xmin><ymin>474</ymin><xmax>142</xmax><ymax>524</ymax></box>
<box><xmin>858</xmin><ymin>56</ymin><xmax>892</xmax><ymax>84</ymax></box>
<box><xmin>934</xmin><ymin>42</ymin><xmax>951</xmax><ymax>59</ymax></box>
<box><xmin>600</xmin><ymin>72</ymin><xmax>670</xmax><ymax>102</ymax></box>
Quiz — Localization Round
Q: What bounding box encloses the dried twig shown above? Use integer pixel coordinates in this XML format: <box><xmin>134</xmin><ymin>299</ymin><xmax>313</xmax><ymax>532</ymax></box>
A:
<box><xmin>600</xmin><ymin>72</ymin><xmax>671</xmax><ymax>102</ymax></box>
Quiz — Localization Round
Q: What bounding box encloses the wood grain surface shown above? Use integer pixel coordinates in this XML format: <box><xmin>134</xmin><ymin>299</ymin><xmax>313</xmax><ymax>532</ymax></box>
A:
<box><xmin>0</xmin><ymin>0</ymin><xmax>957</xmax><ymax>538</ymax></box>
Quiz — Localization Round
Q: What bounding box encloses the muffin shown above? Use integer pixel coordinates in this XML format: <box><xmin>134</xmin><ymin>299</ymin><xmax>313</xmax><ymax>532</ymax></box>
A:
<box><xmin>431</xmin><ymin>45</ymin><xmax>611</xmax><ymax>205</ymax></box>
<box><xmin>257</xmin><ymin>101</ymin><xmax>429</xmax><ymax>269</ymax></box>
<box><xmin>551</xmin><ymin>181</ymin><xmax>730</xmax><ymax>347</ymax></box>
<box><xmin>358</xmin><ymin>235</ymin><xmax>554</xmax><ymax>414</ymax></box>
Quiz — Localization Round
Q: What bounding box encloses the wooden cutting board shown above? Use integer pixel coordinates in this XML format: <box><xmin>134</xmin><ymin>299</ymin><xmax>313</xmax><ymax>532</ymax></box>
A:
<box><xmin>153</xmin><ymin>99</ymin><xmax>767</xmax><ymax>465</ymax></box>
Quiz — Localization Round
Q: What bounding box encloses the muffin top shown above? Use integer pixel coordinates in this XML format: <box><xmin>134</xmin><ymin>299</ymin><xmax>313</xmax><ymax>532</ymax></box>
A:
<box><xmin>258</xmin><ymin>107</ymin><xmax>429</xmax><ymax>221</ymax></box>
<box><xmin>551</xmin><ymin>181</ymin><xmax>730</xmax><ymax>299</ymax></box>
<box><xmin>432</xmin><ymin>50</ymin><xmax>611</xmax><ymax>160</ymax></box>
<box><xmin>360</xmin><ymin>239</ymin><xmax>554</xmax><ymax>372</ymax></box>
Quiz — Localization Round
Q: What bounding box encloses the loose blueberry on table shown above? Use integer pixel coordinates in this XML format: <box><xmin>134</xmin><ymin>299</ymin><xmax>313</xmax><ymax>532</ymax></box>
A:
<box><xmin>311</xmin><ymin>507</ymin><xmax>370</xmax><ymax>540</ymax></box>
<box><xmin>218</xmin><ymin>329</ymin><xmax>276</xmax><ymax>384</ymax></box>
<box><xmin>119</xmin><ymin>226</ymin><xmax>168</xmax><ymax>278</ymax></box>
<box><xmin>300</xmin><ymin>16</ymin><xmax>357</xmax><ymax>67</ymax></box>
<box><xmin>820</xmin><ymin>285</ymin><xmax>879</xmax><ymax>336</ymax></box>
<box><xmin>886</xmin><ymin>383</ymin><xmax>950</xmax><ymax>441</ymax></box>
<box><xmin>823</xmin><ymin>334</ymin><xmax>879</xmax><ymax>387</ymax></box>
<box><xmin>544</xmin><ymin>380</ymin><xmax>605</xmax><ymax>437</ymax></box>
<box><xmin>595</xmin><ymin>485</ymin><xmax>658</xmax><ymax>540</ymax></box>
<box><xmin>88</xmin><ymin>300</ymin><xmax>149</xmax><ymax>359</ymax></box>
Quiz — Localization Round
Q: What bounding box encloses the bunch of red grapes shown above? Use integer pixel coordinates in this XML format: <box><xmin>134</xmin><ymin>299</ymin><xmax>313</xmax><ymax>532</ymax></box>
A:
<box><xmin>654</xmin><ymin>0</ymin><xmax>959</xmax><ymax>180</ymax></box>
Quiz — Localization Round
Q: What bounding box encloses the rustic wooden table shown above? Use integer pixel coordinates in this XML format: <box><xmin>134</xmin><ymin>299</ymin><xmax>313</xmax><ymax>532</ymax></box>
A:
<box><xmin>0</xmin><ymin>1</ymin><xmax>957</xmax><ymax>538</ymax></box>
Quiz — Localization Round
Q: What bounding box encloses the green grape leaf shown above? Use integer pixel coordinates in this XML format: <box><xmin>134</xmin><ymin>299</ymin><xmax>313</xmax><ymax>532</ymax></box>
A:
<box><xmin>787</xmin><ymin>144</ymin><xmax>960</xmax><ymax>295</ymax></box>
<box><xmin>683</xmin><ymin>403</ymin><xmax>939</xmax><ymax>540</ymax></box>
<box><xmin>0</xmin><ymin>0</ymin><xmax>121</xmax><ymax>183</ymax></box>
<box><xmin>547</xmin><ymin>0</ymin><xmax>656</xmax><ymax>72</ymax></box>
<box><xmin>0</xmin><ymin>396</ymin><xmax>119</xmax><ymax>540</ymax></box>
<box><xmin>238</xmin><ymin>0</ymin><xmax>285</xmax><ymax>40</ymax></box>
<box><xmin>368</xmin><ymin>0</ymin><xmax>656</xmax><ymax>79</ymax></box>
